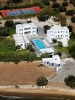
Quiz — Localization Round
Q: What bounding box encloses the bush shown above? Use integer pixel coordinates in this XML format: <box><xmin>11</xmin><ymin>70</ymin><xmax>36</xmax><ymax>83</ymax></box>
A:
<box><xmin>36</xmin><ymin>76</ymin><xmax>48</xmax><ymax>87</ymax></box>
<box><xmin>58</xmin><ymin>6</ymin><xmax>66</xmax><ymax>12</ymax></box>
<box><xmin>52</xmin><ymin>38</ymin><xmax>57</xmax><ymax>43</ymax></box>
<box><xmin>52</xmin><ymin>3</ymin><xmax>60</xmax><ymax>8</ymax></box>
<box><xmin>42</xmin><ymin>0</ymin><xmax>50</xmax><ymax>6</ymax></box>
<box><xmin>67</xmin><ymin>26</ymin><xmax>73</xmax><ymax>32</ymax></box>
<box><xmin>66</xmin><ymin>10</ymin><xmax>75</xmax><ymax>16</ymax></box>
<box><xmin>26</xmin><ymin>45</ymin><xmax>35</xmax><ymax>52</ymax></box>
<box><xmin>38</xmin><ymin>64</ymin><xmax>45</xmax><ymax>67</ymax></box>
<box><xmin>5</xmin><ymin>20</ymin><xmax>14</xmax><ymax>27</ymax></box>
<box><xmin>58</xmin><ymin>41</ymin><xmax>63</xmax><ymax>47</ymax></box>
<box><xmin>0</xmin><ymin>27</ymin><xmax>9</xmax><ymax>36</ymax></box>
<box><xmin>70</xmin><ymin>32</ymin><xmax>75</xmax><ymax>39</ymax></box>
<box><xmin>71</xmin><ymin>16</ymin><xmax>75</xmax><ymax>23</ymax></box>
<box><xmin>43</xmin><ymin>25</ymin><xmax>50</xmax><ymax>33</ymax></box>
<box><xmin>62</xmin><ymin>2</ymin><xmax>68</xmax><ymax>6</ymax></box>
<box><xmin>64</xmin><ymin>75</ymin><xmax>75</xmax><ymax>88</ymax></box>
<box><xmin>57</xmin><ymin>52</ymin><xmax>62</xmax><ymax>57</ymax></box>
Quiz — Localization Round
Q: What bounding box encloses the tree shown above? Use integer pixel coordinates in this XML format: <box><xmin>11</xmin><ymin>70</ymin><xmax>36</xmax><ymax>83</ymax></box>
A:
<box><xmin>64</xmin><ymin>75</ymin><xmax>75</xmax><ymax>88</ymax></box>
<box><xmin>71</xmin><ymin>16</ymin><xmax>75</xmax><ymax>23</ymax></box>
<box><xmin>68</xmin><ymin>39</ymin><xmax>75</xmax><ymax>58</ymax></box>
<box><xmin>52</xmin><ymin>38</ymin><xmax>57</xmax><ymax>43</ymax></box>
<box><xmin>0</xmin><ymin>27</ymin><xmax>9</xmax><ymax>36</ymax></box>
<box><xmin>66</xmin><ymin>10</ymin><xmax>75</xmax><ymax>16</ymax></box>
<box><xmin>5</xmin><ymin>20</ymin><xmax>14</xmax><ymax>27</ymax></box>
<box><xmin>62</xmin><ymin>1</ymin><xmax>68</xmax><ymax>7</ymax></box>
<box><xmin>26</xmin><ymin>45</ymin><xmax>35</xmax><ymax>52</ymax></box>
<box><xmin>43</xmin><ymin>25</ymin><xmax>50</xmax><ymax>33</ymax></box>
<box><xmin>36</xmin><ymin>76</ymin><xmax>48</xmax><ymax>87</ymax></box>
<box><xmin>58</xmin><ymin>6</ymin><xmax>66</xmax><ymax>12</ymax></box>
<box><xmin>67</xmin><ymin>26</ymin><xmax>73</xmax><ymax>32</ymax></box>
<box><xmin>42</xmin><ymin>0</ymin><xmax>50</xmax><ymax>6</ymax></box>
<box><xmin>11</xmin><ymin>0</ymin><xmax>23</xmax><ymax>3</ymax></box>
<box><xmin>52</xmin><ymin>3</ymin><xmax>60</xmax><ymax>8</ymax></box>
<box><xmin>57</xmin><ymin>52</ymin><xmax>62</xmax><ymax>57</ymax></box>
<box><xmin>70</xmin><ymin>32</ymin><xmax>75</xmax><ymax>39</ymax></box>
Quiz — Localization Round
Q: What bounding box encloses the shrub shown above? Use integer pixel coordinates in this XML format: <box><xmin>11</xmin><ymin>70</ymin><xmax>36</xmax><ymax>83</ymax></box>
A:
<box><xmin>58</xmin><ymin>6</ymin><xmax>66</xmax><ymax>12</ymax></box>
<box><xmin>36</xmin><ymin>76</ymin><xmax>48</xmax><ymax>87</ymax></box>
<box><xmin>43</xmin><ymin>25</ymin><xmax>50</xmax><ymax>33</ymax></box>
<box><xmin>57</xmin><ymin>52</ymin><xmax>62</xmax><ymax>57</ymax></box>
<box><xmin>42</xmin><ymin>0</ymin><xmax>50</xmax><ymax>6</ymax></box>
<box><xmin>62</xmin><ymin>2</ymin><xmax>68</xmax><ymax>6</ymax></box>
<box><xmin>67</xmin><ymin>26</ymin><xmax>73</xmax><ymax>32</ymax></box>
<box><xmin>52</xmin><ymin>3</ymin><xmax>60</xmax><ymax>8</ymax></box>
<box><xmin>71</xmin><ymin>16</ymin><xmax>75</xmax><ymax>23</ymax></box>
<box><xmin>5</xmin><ymin>20</ymin><xmax>14</xmax><ymax>27</ymax></box>
<box><xmin>38</xmin><ymin>64</ymin><xmax>45</xmax><ymax>67</ymax></box>
<box><xmin>52</xmin><ymin>38</ymin><xmax>57</xmax><ymax>43</ymax></box>
<box><xmin>58</xmin><ymin>41</ymin><xmax>63</xmax><ymax>47</ymax></box>
<box><xmin>66</xmin><ymin>10</ymin><xmax>75</xmax><ymax>16</ymax></box>
<box><xmin>64</xmin><ymin>75</ymin><xmax>75</xmax><ymax>88</ymax></box>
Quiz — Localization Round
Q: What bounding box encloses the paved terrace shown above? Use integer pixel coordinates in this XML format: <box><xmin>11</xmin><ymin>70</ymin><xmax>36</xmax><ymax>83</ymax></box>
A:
<box><xmin>51</xmin><ymin>58</ymin><xmax>75</xmax><ymax>83</ymax></box>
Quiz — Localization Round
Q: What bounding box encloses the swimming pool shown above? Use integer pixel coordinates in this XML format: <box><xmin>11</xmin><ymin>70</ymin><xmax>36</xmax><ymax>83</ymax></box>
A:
<box><xmin>32</xmin><ymin>38</ymin><xmax>46</xmax><ymax>49</ymax></box>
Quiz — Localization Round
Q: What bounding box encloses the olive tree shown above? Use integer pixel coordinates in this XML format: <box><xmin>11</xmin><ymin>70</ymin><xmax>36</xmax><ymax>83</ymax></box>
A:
<box><xmin>64</xmin><ymin>75</ymin><xmax>75</xmax><ymax>88</ymax></box>
<box><xmin>36</xmin><ymin>76</ymin><xmax>48</xmax><ymax>88</ymax></box>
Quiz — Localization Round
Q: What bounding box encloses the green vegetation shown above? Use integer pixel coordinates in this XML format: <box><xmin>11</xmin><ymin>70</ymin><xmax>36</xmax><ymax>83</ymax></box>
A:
<box><xmin>37</xmin><ymin>7</ymin><xmax>58</xmax><ymax>21</ymax></box>
<box><xmin>64</xmin><ymin>75</ymin><xmax>75</xmax><ymax>88</ymax></box>
<box><xmin>54</xmin><ymin>46</ymin><xmax>69</xmax><ymax>54</ymax></box>
<box><xmin>36</xmin><ymin>76</ymin><xmax>48</xmax><ymax>87</ymax></box>
<box><xmin>43</xmin><ymin>25</ymin><xmax>50</xmax><ymax>34</ymax></box>
<box><xmin>58</xmin><ymin>41</ymin><xmax>63</xmax><ymax>47</ymax></box>
<box><xmin>7</xmin><ymin>27</ymin><xmax>16</xmax><ymax>36</ymax></box>
<box><xmin>38</xmin><ymin>64</ymin><xmax>45</xmax><ymax>67</ymax></box>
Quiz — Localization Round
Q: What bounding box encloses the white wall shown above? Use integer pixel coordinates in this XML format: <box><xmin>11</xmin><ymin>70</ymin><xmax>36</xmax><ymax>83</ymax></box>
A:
<box><xmin>47</xmin><ymin>25</ymin><xmax>69</xmax><ymax>47</ymax></box>
<box><xmin>16</xmin><ymin>23</ymin><xmax>37</xmax><ymax>35</ymax></box>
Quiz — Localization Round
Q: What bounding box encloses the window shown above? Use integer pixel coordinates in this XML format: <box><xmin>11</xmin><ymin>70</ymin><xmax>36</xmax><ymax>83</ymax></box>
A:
<box><xmin>33</xmin><ymin>31</ymin><xmax>36</xmax><ymax>33</ymax></box>
<box><xmin>33</xmin><ymin>27</ymin><xmax>36</xmax><ymax>29</ymax></box>
<box><xmin>65</xmin><ymin>35</ymin><xmax>68</xmax><ymax>37</ymax></box>
<box><xmin>58</xmin><ymin>35</ymin><xmax>59</xmax><ymax>37</ymax></box>
<box><xmin>24</xmin><ymin>31</ymin><xmax>31</xmax><ymax>34</ymax></box>
<box><xmin>19</xmin><ymin>29</ymin><xmax>23</xmax><ymax>31</ymax></box>
<box><xmin>24</xmin><ymin>28</ymin><xmax>31</xmax><ymax>30</ymax></box>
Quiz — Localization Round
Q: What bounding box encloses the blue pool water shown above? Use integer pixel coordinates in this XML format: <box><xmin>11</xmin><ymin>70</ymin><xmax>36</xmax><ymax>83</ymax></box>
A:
<box><xmin>32</xmin><ymin>39</ymin><xmax>46</xmax><ymax>49</ymax></box>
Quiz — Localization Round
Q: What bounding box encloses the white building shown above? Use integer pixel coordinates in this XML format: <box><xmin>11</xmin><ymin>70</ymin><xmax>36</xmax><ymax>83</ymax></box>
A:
<box><xmin>13</xmin><ymin>34</ymin><xmax>26</xmax><ymax>49</ymax></box>
<box><xmin>16</xmin><ymin>23</ymin><xmax>37</xmax><ymax>36</ymax></box>
<box><xmin>47</xmin><ymin>25</ymin><xmax>69</xmax><ymax>47</ymax></box>
<box><xmin>13</xmin><ymin>34</ymin><xmax>30</xmax><ymax>49</ymax></box>
<box><xmin>42</xmin><ymin>55</ymin><xmax>61</xmax><ymax>71</ymax></box>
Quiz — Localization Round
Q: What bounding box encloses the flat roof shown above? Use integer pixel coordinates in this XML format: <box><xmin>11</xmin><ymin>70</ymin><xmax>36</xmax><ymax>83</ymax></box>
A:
<box><xmin>50</xmin><ymin>25</ymin><xmax>68</xmax><ymax>30</ymax></box>
<box><xmin>16</xmin><ymin>23</ymin><xmax>36</xmax><ymax>28</ymax></box>
<box><xmin>40</xmin><ymin>48</ymin><xmax>54</xmax><ymax>53</ymax></box>
<box><xmin>13</xmin><ymin>34</ymin><xmax>24</xmax><ymax>43</ymax></box>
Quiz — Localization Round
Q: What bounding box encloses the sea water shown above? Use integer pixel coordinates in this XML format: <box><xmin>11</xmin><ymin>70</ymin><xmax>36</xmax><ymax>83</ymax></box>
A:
<box><xmin>0</xmin><ymin>95</ymin><xmax>73</xmax><ymax>100</ymax></box>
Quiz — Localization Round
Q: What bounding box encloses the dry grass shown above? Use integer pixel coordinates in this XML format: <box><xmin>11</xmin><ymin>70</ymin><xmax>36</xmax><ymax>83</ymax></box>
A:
<box><xmin>0</xmin><ymin>61</ymin><xmax>55</xmax><ymax>85</ymax></box>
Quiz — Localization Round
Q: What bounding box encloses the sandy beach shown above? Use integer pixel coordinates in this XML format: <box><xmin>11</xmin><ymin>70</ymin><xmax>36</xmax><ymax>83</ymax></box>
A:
<box><xmin>0</xmin><ymin>61</ymin><xmax>75</xmax><ymax>99</ymax></box>
<box><xmin>0</xmin><ymin>87</ymin><xmax>75</xmax><ymax>100</ymax></box>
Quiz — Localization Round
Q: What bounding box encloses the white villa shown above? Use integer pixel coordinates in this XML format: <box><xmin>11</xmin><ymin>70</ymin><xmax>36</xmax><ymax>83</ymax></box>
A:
<box><xmin>13</xmin><ymin>34</ymin><xmax>30</xmax><ymax>49</ymax></box>
<box><xmin>42</xmin><ymin>55</ymin><xmax>61</xmax><ymax>71</ymax></box>
<box><xmin>16</xmin><ymin>23</ymin><xmax>37</xmax><ymax>36</ymax></box>
<box><xmin>47</xmin><ymin>25</ymin><xmax>69</xmax><ymax>47</ymax></box>
<box><xmin>13</xmin><ymin>23</ymin><xmax>37</xmax><ymax>49</ymax></box>
<box><xmin>13</xmin><ymin>34</ymin><xmax>25</xmax><ymax>49</ymax></box>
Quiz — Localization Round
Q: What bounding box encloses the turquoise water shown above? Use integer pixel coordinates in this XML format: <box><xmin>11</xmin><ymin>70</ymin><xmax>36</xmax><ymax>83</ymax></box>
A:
<box><xmin>32</xmin><ymin>39</ymin><xmax>46</xmax><ymax>49</ymax></box>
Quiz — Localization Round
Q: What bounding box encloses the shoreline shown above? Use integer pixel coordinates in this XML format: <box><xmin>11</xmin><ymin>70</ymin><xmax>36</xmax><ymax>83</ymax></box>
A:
<box><xmin>0</xmin><ymin>86</ymin><xmax>75</xmax><ymax>99</ymax></box>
